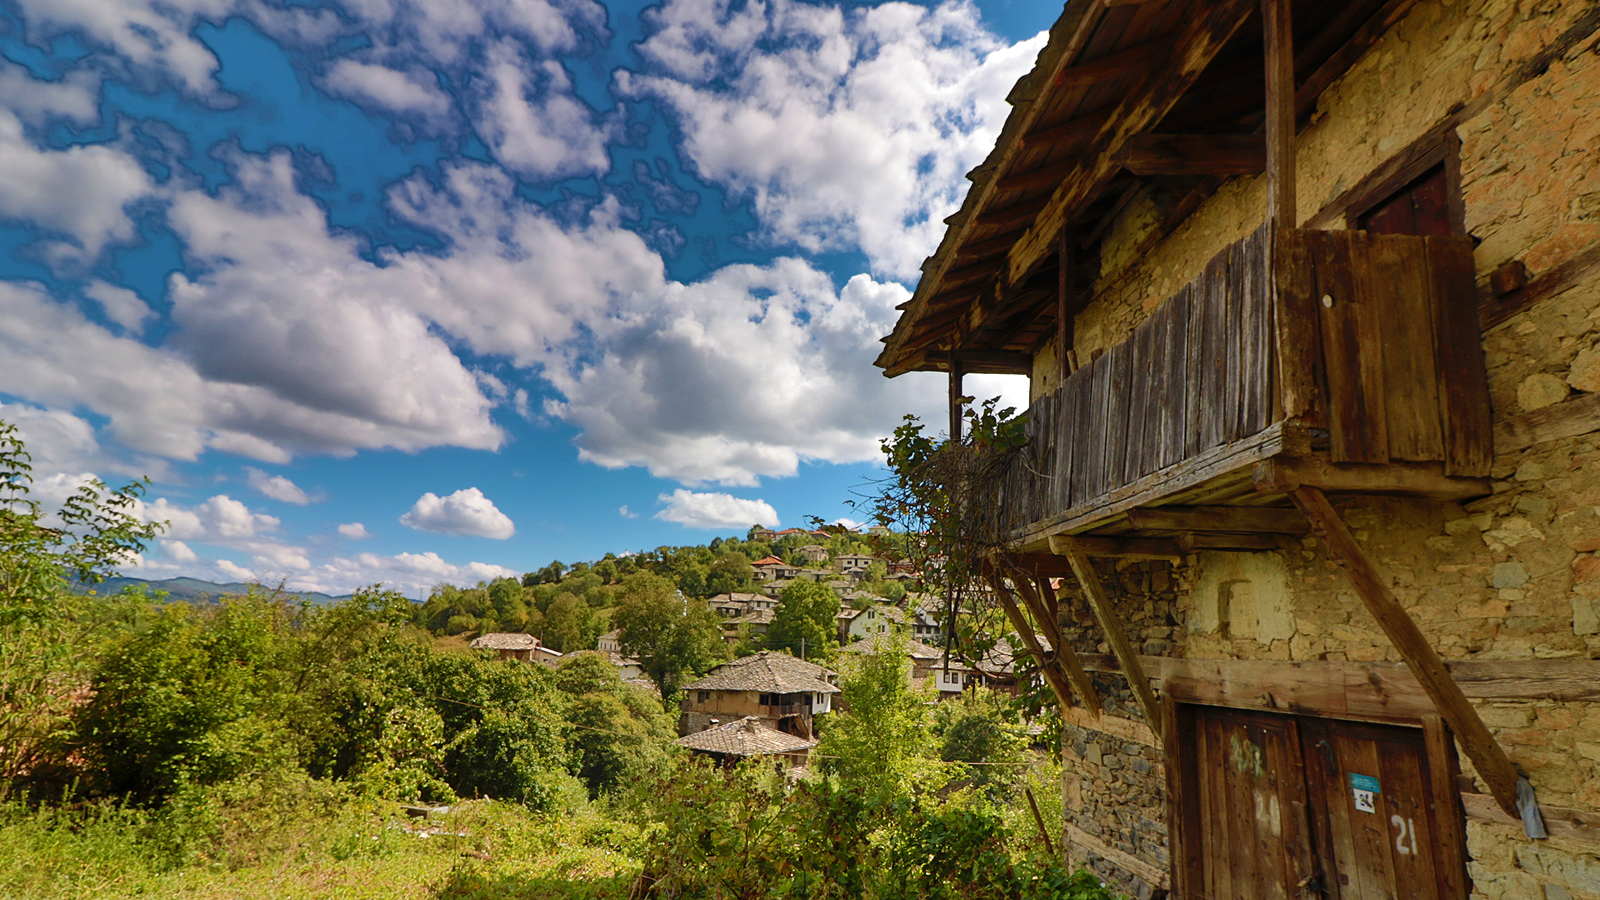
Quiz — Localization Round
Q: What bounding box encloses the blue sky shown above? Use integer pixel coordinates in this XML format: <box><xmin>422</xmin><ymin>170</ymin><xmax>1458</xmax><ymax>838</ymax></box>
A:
<box><xmin>0</xmin><ymin>0</ymin><xmax>1041</xmax><ymax>596</ymax></box>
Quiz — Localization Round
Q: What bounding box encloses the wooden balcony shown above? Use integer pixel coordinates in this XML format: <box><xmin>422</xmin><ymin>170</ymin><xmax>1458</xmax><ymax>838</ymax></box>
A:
<box><xmin>987</xmin><ymin>224</ymin><xmax>1492</xmax><ymax>552</ymax></box>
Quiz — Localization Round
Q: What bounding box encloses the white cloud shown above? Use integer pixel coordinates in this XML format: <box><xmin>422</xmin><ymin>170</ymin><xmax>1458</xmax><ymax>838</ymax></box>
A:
<box><xmin>623</xmin><ymin>0</ymin><xmax>1045</xmax><ymax>280</ymax></box>
<box><xmin>283</xmin><ymin>550</ymin><xmax>519</xmax><ymax>598</ymax></box>
<box><xmin>338</xmin><ymin>522</ymin><xmax>372</xmax><ymax>539</ymax></box>
<box><xmin>165</xmin><ymin>539</ymin><xmax>198</xmax><ymax>562</ymax></box>
<box><xmin>471</xmin><ymin>41</ymin><xmax>611</xmax><ymax>181</ymax></box>
<box><xmin>84</xmin><ymin>281</ymin><xmax>153</xmax><ymax>333</ymax></box>
<box><xmin>215</xmin><ymin>558</ymin><xmax>256</xmax><ymax>582</ymax></box>
<box><xmin>544</xmin><ymin>259</ymin><xmax>943</xmax><ymax>485</ymax></box>
<box><xmin>140</xmin><ymin>493</ymin><xmax>278</xmax><ymax>540</ymax></box>
<box><xmin>655</xmin><ymin>488</ymin><xmax>778</xmax><ymax>530</ymax></box>
<box><xmin>12</xmin><ymin>0</ymin><xmax>236</xmax><ymax>95</ymax></box>
<box><xmin>245</xmin><ymin>467</ymin><xmax>313</xmax><ymax>505</ymax></box>
<box><xmin>400</xmin><ymin>487</ymin><xmax>516</xmax><ymax>539</ymax></box>
<box><xmin>0</xmin><ymin>110</ymin><xmax>152</xmax><ymax>258</ymax></box>
<box><xmin>0</xmin><ymin>60</ymin><xmax>100</xmax><ymax>125</ymax></box>
<box><xmin>323</xmin><ymin>59</ymin><xmax>451</xmax><ymax>119</ymax></box>
<box><xmin>619</xmin><ymin>505</ymin><xmax>638</xmax><ymax>519</ymax></box>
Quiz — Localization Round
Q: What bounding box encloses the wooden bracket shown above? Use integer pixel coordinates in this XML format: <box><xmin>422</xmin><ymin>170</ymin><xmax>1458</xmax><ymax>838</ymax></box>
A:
<box><xmin>1012</xmin><ymin>572</ymin><xmax>1103</xmax><ymax>716</ymax></box>
<box><xmin>1056</xmin><ymin>538</ymin><xmax>1164</xmax><ymax>739</ymax></box>
<box><xmin>1290</xmin><ymin>487</ymin><xmax>1521</xmax><ymax>818</ymax></box>
<box><xmin>983</xmin><ymin>561</ymin><xmax>1075</xmax><ymax>712</ymax></box>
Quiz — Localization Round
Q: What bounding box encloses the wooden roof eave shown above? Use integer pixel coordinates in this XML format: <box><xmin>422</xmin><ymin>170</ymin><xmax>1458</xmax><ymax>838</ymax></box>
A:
<box><xmin>879</xmin><ymin>0</ymin><xmax>1262</xmax><ymax>377</ymax></box>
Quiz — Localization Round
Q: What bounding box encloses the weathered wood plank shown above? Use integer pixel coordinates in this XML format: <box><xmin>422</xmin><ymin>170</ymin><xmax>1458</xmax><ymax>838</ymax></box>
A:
<box><xmin>1423</xmin><ymin>715</ymin><xmax>1471</xmax><ymax>900</ymax></box>
<box><xmin>1428</xmin><ymin>237</ymin><xmax>1494</xmax><ymax>476</ymax></box>
<box><xmin>1125</xmin><ymin>505</ymin><xmax>1309</xmax><ymax>533</ymax></box>
<box><xmin>1263</xmin><ymin>0</ymin><xmax>1296</xmax><ymax>227</ymax></box>
<box><xmin>1064</xmin><ymin>822</ymin><xmax>1170</xmax><ymax>888</ymax></box>
<box><xmin>1274</xmin><ymin>228</ymin><xmax>1326</xmax><ymax>425</ymax></box>
<box><xmin>1494</xmin><ymin>391</ymin><xmax>1600</xmax><ymax>453</ymax></box>
<box><xmin>1119</xmin><ymin>132</ymin><xmax>1265</xmax><ymax>176</ymax></box>
<box><xmin>1059</xmin><ymin>543</ymin><xmax>1163</xmax><ymax>738</ymax></box>
<box><xmin>1460</xmin><ymin>792</ymin><xmax>1600</xmax><ymax>849</ymax></box>
<box><xmin>1047</xmin><ymin>533</ymin><xmax>1183</xmax><ymax>560</ymax></box>
<box><xmin>1012</xmin><ymin>574</ymin><xmax>1104</xmax><ymax>716</ymax></box>
<box><xmin>1370</xmin><ymin>233</ymin><xmax>1445</xmax><ymax>462</ymax></box>
<box><xmin>984</xmin><ymin>563</ymin><xmax>1075</xmax><ymax>711</ymax></box>
<box><xmin>1291</xmin><ymin>486</ymin><xmax>1522</xmax><ymax>819</ymax></box>
<box><xmin>1321</xmin><ymin>230</ymin><xmax>1391</xmax><ymax>463</ymax></box>
<box><xmin>1253</xmin><ymin>456</ymin><xmax>1489</xmax><ymax>501</ymax></box>
<box><xmin>1160</xmin><ymin>696</ymin><xmax>1201</xmax><ymax>899</ymax></box>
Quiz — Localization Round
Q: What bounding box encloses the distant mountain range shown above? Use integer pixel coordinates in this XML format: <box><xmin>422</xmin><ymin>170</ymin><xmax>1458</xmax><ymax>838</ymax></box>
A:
<box><xmin>78</xmin><ymin>576</ymin><xmax>351</xmax><ymax>606</ymax></box>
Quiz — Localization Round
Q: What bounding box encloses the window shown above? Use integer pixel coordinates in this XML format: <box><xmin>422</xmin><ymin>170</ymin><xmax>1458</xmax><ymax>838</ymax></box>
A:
<box><xmin>697</xmin><ymin>691</ymin><xmax>710</xmax><ymax>704</ymax></box>
<box><xmin>759</xmin><ymin>693</ymin><xmax>774</xmax><ymax>706</ymax></box>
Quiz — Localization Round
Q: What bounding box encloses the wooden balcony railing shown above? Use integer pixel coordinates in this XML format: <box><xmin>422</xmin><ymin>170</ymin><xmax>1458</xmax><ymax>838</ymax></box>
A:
<box><xmin>987</xmin><ymin>223</ymin><xmax>1490</xmax><ymax>546</ymax></box>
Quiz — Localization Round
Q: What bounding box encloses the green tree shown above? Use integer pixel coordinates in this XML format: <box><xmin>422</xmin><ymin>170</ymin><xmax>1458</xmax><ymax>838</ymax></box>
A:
<box><xmin>540</xmin><ymin>592</ymin><xmax>598</xmax><ymax>652</ymax></box>
<box><xmin>611</xmin><ymin>572</ymin><xmax>727</xmax><ymax>706</ymax></box>
<box><xmin>552</xmin><ymin>652</ymin><xmax>674</xmax><ymax>796</ymax></box>
<box><xmin>766</xmin><ymin>579</ymin><xmax>839</xmax><ymax>660</ymax></box>
<box><xmin>814</xmin><ymin>635</ymin><xmax>936</xmax><ymax>800</ymax></box>
<box><xmin>704</xmin><ymin>552</ymin><xmax>756</xmax><ymax>595</ymax></box>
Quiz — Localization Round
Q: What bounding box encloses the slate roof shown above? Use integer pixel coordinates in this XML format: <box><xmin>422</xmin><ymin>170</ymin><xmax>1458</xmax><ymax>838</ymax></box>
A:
<box><xmin>677</xmin><ymin>716</ymin><xmax>817</xmax><ymax>756</ymax></box>
<box><xmin>683</xmin><ymin>650</ymin><xmax>840</xmax><ymax>694</ymax></box>
<box><xmin>470</xmin><ymin>633</ymin><xmax>540</xmax><ymax>650</ymax></box>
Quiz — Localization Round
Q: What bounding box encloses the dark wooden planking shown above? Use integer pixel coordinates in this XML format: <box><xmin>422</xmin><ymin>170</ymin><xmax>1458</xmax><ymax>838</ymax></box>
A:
<box><xmin>1274</xmin><ymin>228</ymin><xmax>1327</xmax><ymax>426</ymax></box>
<box><xmin>1254</xmin><ymin>457</ymin><xmax>1487</xmax><ymax>501</ymax></box>
<box><xmin>1046</xmin><ymin>534</ymin><xmax>1182</xmax><ymax>560</ymax></box>
<box><xmin>1197</xmin><ymin>244</ymin><xmax>1229</xmax><ymax>451</ymax></box>
<box><xmin>1427</xmin><ymin>237</ymin><xmax>1494</xmax><ymax>476</ymax></box>
<box><xmin>1163</xmin><ymin>285</ymin><xmax>1193</xmax><ymax>468</ymax></box>
<box><xmin>1107</xmin><ymin>340</ymin><xmax>1132</xmax><ymax>496</ymax></box>
<box><xmin>1341</xmin><ymin>735</ymin><xmax>1397</xmax><ymax>900</ymax></box>
<box><xmin>1161</xmin><ymin>697</ymin><xmax>1202</xmax><ymax>898</ymax></box>
<box><xmin>1383</xmin><ymin>732</ymin><xmax>1444</xmax><ymax>900</ymax></box>
<box><xmin>1246</xmin><ymin>224</ymin><xmax>1277</xmax><ymax>437</ymax></box>
<box><xmin>1124</xmin><ymin>318</ymin><xmax>1153</xmax><ymax>484</ymax></box>
<box><xmin>1119</xmin><ymin>132</ymin><xmax>1265</xmax><ymax>175</ymax></box>
<box><xmin>1263</xmin><ymin>0</ymin><xmax>1297</xmax><ymax>227</ymax></box>
<box><xmin>1423</xmin><ymin>716</ymin><xmax>1470</xmax><ymax>900</ymax></box>
<box><xmin>1315</xmin><ymin>230</ymin><xmax>1389</xmax><ymax>463</ymax></box>
<box><xmin>1366</xmin><ymin>234</ymin><xmax>1445</xmax><ymax>462</ymax></box>
<box><xmin>1125</xmin><ymin>505</ymin><xmax>1309</xmax><ymax>533</ymax></box>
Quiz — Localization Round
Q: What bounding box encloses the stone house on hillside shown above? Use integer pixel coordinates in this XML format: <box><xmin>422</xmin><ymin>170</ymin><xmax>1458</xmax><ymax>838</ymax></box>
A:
<box><xmin>469</xmin><ymin>633</ymin><xmax>563</xmax><ymax>667</ymax></box>
<box><xmin>679</xmin><ymin>651</ymin><xmax>839</xmax><ymax>739</ymax></box>
<box><xmin>839</xmin><ymin>633</ymin><xmax>974</xmax><ymax>698</ymax></box>
<box><xmin>676</xmin><ymin>716</ymin><xmax>816</xmax><ymax>768</ymax></box>
<box><xmin>876</xmin><ymin>0</ymin><xmax>1600</xmax><ymax>897</ymax></box>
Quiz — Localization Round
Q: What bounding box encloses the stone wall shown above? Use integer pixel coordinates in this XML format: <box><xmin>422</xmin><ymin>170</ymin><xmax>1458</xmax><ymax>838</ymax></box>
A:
<box><xmin>1035</xmin><ymin>1</ymin><xmax>1600</xmax><ymax>895</ymax></box>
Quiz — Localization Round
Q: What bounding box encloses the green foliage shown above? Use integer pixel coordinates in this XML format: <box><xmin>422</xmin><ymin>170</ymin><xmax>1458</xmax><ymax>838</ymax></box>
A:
<box><xmin>815</xmin><ymin>635</ymin><xmax>939</xmax><ymax>800</ymax></box>
<box><xmin>611</xmin><ymin>572</ymin><xmax>728</xmax><ymax>705</ymax></box>
<box><xmin>766</xmin><ymin>579</ymin><xmax>840</xmax><ymax>660</ymax></box>
<box><xmin>551</xmin><ymin>653</ymin><xmax>675</xmax><ymax>797</ymax></box>
<box><xmin>933</xmin><ymin>689</ymin><xmax>1028</xmax><ymax>800</ymax></box>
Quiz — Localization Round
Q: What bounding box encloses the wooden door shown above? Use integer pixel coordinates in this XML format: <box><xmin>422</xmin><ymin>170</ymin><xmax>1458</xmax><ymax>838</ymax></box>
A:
<box><xmin>1357</xmin><ymin>164</ymin><xmax>1455</xmax><ymax>237</ymax></box>
<box><xmin>1299</xmin><ymin>718</ymin><xmax>1466</xmax><ymax>900</ymax></box>
<box><xmin>1173</xmin><ymin>708</ymin><xmax>1467</xmax><ymax>900</ymax></box>
<box><xmin>1189</xmin><ymin>707</ymin><xmax>1317</xmax><ymax>900</ymax></box>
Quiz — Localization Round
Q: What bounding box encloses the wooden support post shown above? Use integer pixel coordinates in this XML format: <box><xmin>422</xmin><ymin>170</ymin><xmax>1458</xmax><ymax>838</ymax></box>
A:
<box><xmin>1058</xmin><ymin>230</ymin><xmax>1073</xmax><ymax>383</ymax></box>
<box><xmin>1262</xmin><ymin>0</ymin><xmax>1296</xmax><ymax>227</ymax></box>
<box><xmin>1289</xmin><ymin>487</ymin><xmax>1521</xmax><ymax>818</ymax></box>
<box><xmin>949</xmin><ymin>353</ymin><xmax>964</xmax><ymax>441</ymax></box>
<box><xmin>984</xmin><ymin>563</ymin><xmax>1075</xmax><ymax>711</ymax></box>
<box><xmin>1013</xmin><ymin>573</ymin><xmax>1103</xmax><ymax>715</ymax></box>
<box><xmin>1423</xmin><ymin>715</ymin><xmax>1471</xmax><ymax>900</ymax></box>
<box><xmin>1057</xmin><ymin>540</ymin><xmax>1163</xmax><ymax>739</ymax></box>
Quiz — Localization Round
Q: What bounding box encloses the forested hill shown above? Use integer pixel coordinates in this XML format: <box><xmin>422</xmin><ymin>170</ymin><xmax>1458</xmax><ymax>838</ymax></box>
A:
<box><xmin>79</xmin><ymin>575</ymin><xmax>350</xmax><ymax>606</ymax></box>
<box><xmin>418</xmin><ymin>526</ymin><xmax>907</xmax><ymax>651</ymax></box>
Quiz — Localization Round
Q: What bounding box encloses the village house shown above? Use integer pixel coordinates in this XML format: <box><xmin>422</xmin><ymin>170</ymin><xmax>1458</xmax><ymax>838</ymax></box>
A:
<box><xmin>718</xmin><ymin>607</ymin><xmax>774</xmax><ymax>645</ymax></box>
<box><xmin>907</xmin><ymin>603</ymin><xmax>947</xmax><ymax>647</ymax></box>
<box><xmin>750</xmin><ymin>556</ymin><xmax>801</xmax><ymax>581</ymax></box>
<box><xmin>838</xmin><ymin>633</ymin><xmax>975</xmax><ymax>698</ymax></box>
<box><xmin>675</xmin><ymin>716</ymin><xmax>816</xmax><ymax>769</ymax></box>
<box><xmin>876</xmin><ymin>0</ymin><xmax>1600</xmax><ymax>896</ymax></box>
<box><xmin>469</xmin><ymin>633</ymin><xmax>563</xmax><ymax>667</ymax></box>
<box><xmin>594</xmin><ymin>631</ymin><xmax>645</xmax><ymax>680</ymax></box>
<box><xmin>833</xmin><ymin>553</ymin><xmax>879</xmax><ymax>577</ymax></box>
<box><xmin>679</xmin><ymin>650</ymin><xmax>839</xmax><ymax>739</ymax></box>
<box><xmin>705</xmin><ymin>592</ymin><xmax>774</xmax><ymax>618</ymax></box>
<box><xmin>798</xmin><ymin>544</ymin><xmax>830</xmax><ymax>564</ymax></box>
<box><xmin>839</xmin><ymin>604</ymin><xmax>907</xmax><ymax>644</ymax></box>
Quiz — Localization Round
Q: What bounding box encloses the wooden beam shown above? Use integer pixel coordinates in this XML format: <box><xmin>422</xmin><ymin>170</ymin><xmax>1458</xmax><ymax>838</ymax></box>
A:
<box><xmin>1063</xmin><ymin>704</ymin><xmax>1156</xmax><ymax>747</ymax></box>
<box><xmin>1289</xmin><ymin>486</ymin><xmax>1521</xmax><ymax>819</ymax></box>
<box><xmin>1460</xmin><ymin>793</ymin><xmax>1600</xmax><ymax>850</ymax></box>
<box><xmin>921</xmin><ymin>349</ymin><xmax>1031</xmax><ymax>375</ymax></box>
<box><xmin>1057</xmin><ymin>230</ymin><xmax>1073</xmax><ymax>382</ymax></box>
<box><xmin>1048</xmin><ymin>533</ymin><xmax>1182</xmax><ymax>560</ymax></box>
<box><xmin>1161</xmin><ymin>694</ymin><xmax>1199</xmax><ymax>900</ymax></box>
<box><xmin>1054</xmin><ymin>38</ymin><xmax>1167</xmax><ymax>87</ymax></box>
<box><xmin>1294</xmin><ymin>0</ymin><xmax>1420</xmax><ymax>122</ymax></box>
<box><xmin>984</xmin><ymin>563</ymin><xmax>1075</xmax><ymax>711</ymax></box>
<box><xmin>954</xmin><ymin>228</ymin><xmax>1032</xmax><ymax>262</ymax></box>
<box><xmin>1119</xmin><ymin>133</ymin><xmax>1265</xmax><ymax>176</ymax></box>
<box><xmin>1004</xmin><ymin>0</ymin><xmax>1258</xmax><ymax>289</ymax></box>
<box><xmin>1483</xmin><ymin>239</ymin><xmax>1600</xmax><ymax>329</ymax></box>
<box><xmin>1263</xmin><ymin>0</ymin><xmax>1297</xmax><ymax>227</ymax></box>
<box><xmin>1125</xmin><ymin>505</ymin><xmax>1311</xmax><ymax>534</ymax></box>
<box><xmin>997</xmin><ymin>160</ymin><xmax>1077</xmax><ymax>194</ymax></box>
<box><xmin>1423</xmin><ymin>715</ymin><xmax>1471</xmax><ymax>900</ymax></box>
<box><xmin>1058</xmin><ymin>541</ymin><xmax>1163</xmax><ymax>739</ymax></box>
<box><xmin>949</xmin><ymin>354</ymin><xmax>964</xmax><ymax>441</ymax></box>
<box><xmin>977</xmin><ymin>199</ymin><xmax>1049</xmax><ymax>231</ymax></box>
<box><xmin>1177</xmin><ymin>532</ymin><xmax>1282</xmax><ymax>552</ymax></box>
<box><xmin>1253</xmin><ymin>457</ymin><xmax>1490</xmax><ymax>501</ymax></box>
<box><xmin>1064</xmin><ymin>822</ymin><xmax>1170</xmax><ymax>888</ymax></box>
<box><xmin>1021</xmin><ymin>107</ymin><xmax>1117</xmax><ymax>150</ymax></box>
<box><xmin>1494</xmin><ymin>391</ymin><xmax>1600</xmax><ymax>453</ymax></box>
<box><xmin>1012</xmin><ymin>573</ymin><xmax>1103</xmax><ymax>716</ymax></box>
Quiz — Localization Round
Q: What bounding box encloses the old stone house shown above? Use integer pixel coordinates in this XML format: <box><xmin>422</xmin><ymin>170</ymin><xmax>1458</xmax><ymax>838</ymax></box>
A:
<box><xmin>839</xmin><ymin>633</ymin><xmax>975</xmax><ymax>698</ymax></box>
<box><xmin>877</xmin><ymin>0</ymin><xmax>1600</xmax><ymax>897</ymax></box>
<box><xmin>679</xmin><ymin>650</ymin><xmax>839</xmax><ymax>739</ymax></box>
<box><xmin>469</xmin><ymin>632</ymin><xmax>563</xmax><ymax>667</ymax></box>
<box><xmin>676</xmin><ymin>715</ymin><xmax>816</xmax><ymax>768</ymax></box>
